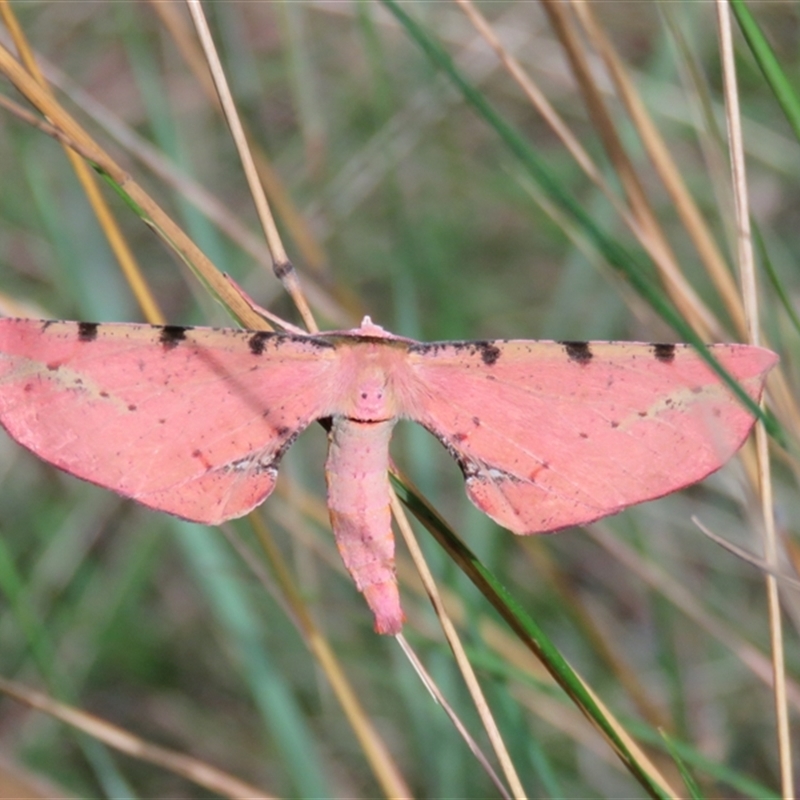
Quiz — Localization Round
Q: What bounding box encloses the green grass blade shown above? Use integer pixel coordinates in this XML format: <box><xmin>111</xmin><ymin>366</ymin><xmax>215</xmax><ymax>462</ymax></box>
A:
<box><xmin>174</xmin><ymin>521</ymin><xmax>329</xmax><ymax>798</ymax></box>
<box><xmin>391</xmin><ymin>472</ymin><xmax>672</xmax><ymax>800</ymax></box>
<box><xmin>380</xmin><ymin>0</ymin><xmax>782</xmax><ymax>444</ymax></box>
<box><xmin>731</xmin><ymin>0</ymin><xmax>800</xmax><ymax>142</ymax></box>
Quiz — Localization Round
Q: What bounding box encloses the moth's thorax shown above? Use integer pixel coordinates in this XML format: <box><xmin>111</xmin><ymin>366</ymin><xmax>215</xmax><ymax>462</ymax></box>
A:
<box><xmin>334</xmin><ymin>340</ymin><xmax>407</xmax><ymax>421</ymax></box>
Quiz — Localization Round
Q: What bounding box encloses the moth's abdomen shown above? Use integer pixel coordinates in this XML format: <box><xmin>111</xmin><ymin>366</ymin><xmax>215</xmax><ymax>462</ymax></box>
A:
<box><xmin>325</xmin><ymin>417</ymin><xmax>402</xmax><ymax>634</ymax></box>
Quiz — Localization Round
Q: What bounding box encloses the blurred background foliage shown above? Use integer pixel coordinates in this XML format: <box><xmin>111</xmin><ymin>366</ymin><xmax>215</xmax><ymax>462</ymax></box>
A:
<box><xmin>0</xmin><ymin>1</ymin><xmax>797</xmax><ymax>797</ymax></box>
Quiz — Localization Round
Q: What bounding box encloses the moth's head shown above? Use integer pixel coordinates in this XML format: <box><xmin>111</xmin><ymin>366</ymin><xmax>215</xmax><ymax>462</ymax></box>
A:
<box><xmin>331</xmin><ymin>337</ymin><xmax>409</xmax><ymax>421</ymax></box>
<box><xmin>350</xmin><ymin>371</ymin><xmax>395</xmax><ymax>421</ymax></box>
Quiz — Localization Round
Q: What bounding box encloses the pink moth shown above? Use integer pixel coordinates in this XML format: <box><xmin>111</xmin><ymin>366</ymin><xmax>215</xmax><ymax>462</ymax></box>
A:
<box><xmin>0</xmin><ymin>316</ymin><xmax>777</xmax><ymax>633</ymax></box>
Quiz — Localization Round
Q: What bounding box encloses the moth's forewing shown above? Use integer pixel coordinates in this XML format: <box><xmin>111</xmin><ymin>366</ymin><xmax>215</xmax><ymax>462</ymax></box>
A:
<box><xmin>401</xmin><ymin>339</ymin><xmax>777</xmax><ymax>533</ymax></box>
<box><xmin>0</xmin><ymin>320</ymin><xmax>341</xmax><ymax>523</ymax></box>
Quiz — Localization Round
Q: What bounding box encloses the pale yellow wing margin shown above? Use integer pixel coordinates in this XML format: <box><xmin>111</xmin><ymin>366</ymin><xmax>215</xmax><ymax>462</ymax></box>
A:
<box><xmin>0</xmin><ymin>320</ymin><xmax>341</xmax><ymax>524</ymax></box>
<box><xmin>401</xmin><ymin>339</ymin><xmax>777</xmax><ymax>533</ymax></box>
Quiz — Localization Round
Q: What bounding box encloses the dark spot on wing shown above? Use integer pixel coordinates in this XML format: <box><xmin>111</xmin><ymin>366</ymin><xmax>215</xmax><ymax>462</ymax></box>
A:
<box><xmin>78</xmin><ymin>322</ymin><xmax>99</xmax><ymax>342</ymax></box>
<box><xmin>653</xmin><ymin>343</ymin><xmax>676</xmax><ymax>363</ymax></box>
<box><xmin>192</xmin><ymin>448</ymin><xmax>213</xmax><ymax>470</ymax></box>
<box><xmin>46</xmin><ymin>362</ymin><xmax>59</xmax><ymax>371</ymax></box>
<box><xmin>248</xmin><ymin>332</ymin><xmax>271</xmax><ymax>355</ymax></box>
<box><xmin>610</xmin><ymin>420</ymin><xmax>619</xmax><ymax>428</ymax></box>
<box><xmin>279</xmin><ymin>333</ymin><xmax>336</xmax><ymax>350</ymax></box>
<box><xmin>561</xmin><ymin>341</ymin><xmax>593</xmax><ymax>363</ymax></box>
<box><xmin>472</xmin><ymin>416</ymin><xmax>481</xmax><ymax>427</ymax></box>
<box><xmin>408</xmin><ymin>339</ymin><xmax>505</xmax><ymax>364</ymax></box>
<box><xmin>529</xmin><ymin>462</ymin><xmax>549</xmax><ymax>481</ymax></box>
<box><xmin>270</xmin><ymin>427</ymin><xmax>303</xmax><ymax>464</ymax></box>
<box><xmin>638</xmin><ymin>411</ymin><xmax>647</xmax><ymax>417</ymax></box>
<box><xmin>579</xmin><ymin>432</ymin><xmax>589</xmax><ymax>439</ymax></box>
<box><xmin>276</xmin><ymin>426</ymin><xmax>292</xmax><ymax>438</ymax></box>
<box><xmin>452</xmin><ymin>432</ymin><xmax>468</xmax><ymax>443</ymax></box>
<box><xmin>408</xmin><ymin>342</ymin><xmax>437</xmax><ymax>356</ymax></box>
<box><xmin>160</xmin><ymin>325</ymin><xmax>189</xmax><ymax>348</ymax></box>
<box><xmin>127</xmin><ymin>404</ymin><xmax>137</xmax><ymax>412</ymax></box>
<box><xmin>100</xmin><ymin>391</ymin><xmax>109</xmax><ymax>398</ymax></box>
<box><xmin>477</xmin><ymin>342</ymin><xmax>501</xmax><ymax>365</ymax></box>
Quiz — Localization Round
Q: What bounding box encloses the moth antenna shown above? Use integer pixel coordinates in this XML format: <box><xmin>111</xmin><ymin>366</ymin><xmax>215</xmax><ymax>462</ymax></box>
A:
<box><xmin>223</xmin><ymin>273</ymin><xmax>306</xmax><ymax>334</ymax></box>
